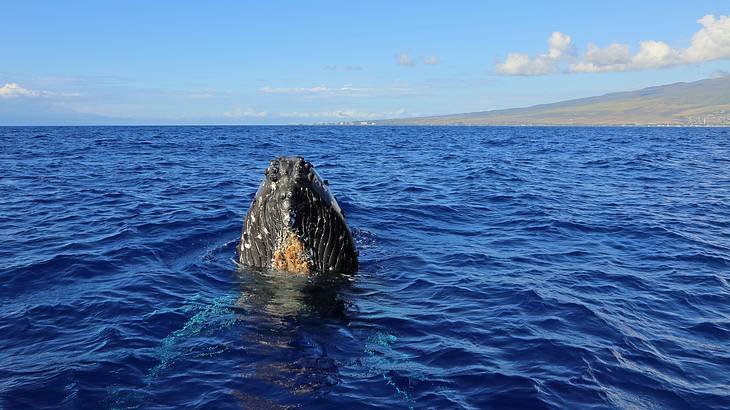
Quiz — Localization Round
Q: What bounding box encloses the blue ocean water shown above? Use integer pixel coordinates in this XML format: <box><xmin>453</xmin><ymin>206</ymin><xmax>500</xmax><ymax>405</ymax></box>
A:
<box><xmin>1</xmin><ymin>126</ymin><xmax>729</xmax><ymax>409</ymax></box>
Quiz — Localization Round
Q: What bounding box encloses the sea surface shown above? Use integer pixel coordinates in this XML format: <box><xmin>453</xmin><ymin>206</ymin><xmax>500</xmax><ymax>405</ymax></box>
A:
<box><xmin>1</xmin><ymin>126</ymin><xmax>729</xmax><ymax>409</ymax></box>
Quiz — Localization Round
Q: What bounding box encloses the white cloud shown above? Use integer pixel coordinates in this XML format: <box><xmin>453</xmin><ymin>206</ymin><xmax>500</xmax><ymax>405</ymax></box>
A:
<box><xmin>223</xmin><ymin>107</ymin><xmax>268</xmax><ymax>118</ymax></box>
<box><xmin>0</xmin><ymin>83</ymin><xmax>41</xmax><ymax>98</ymax></box>
<box><xmin>261</xmin><ymin>85</ymin><xmax>331</xmax><ymax>94</ymax></box>
<box><xmin>631</xmin><ymin>40</ymin><xmax>680</xmax><ymax>68</ymax></box>
<box><xmin>499</xmin><ymin>15</ymin><xmax>730</xmax><ymax>75</ymax></box>
<box><xmin>585</xmin><ymin>43</ymin><xmax>631</xmax><ymax>65</ymax></box>
<box><xmin>495</xmin><ymin>32</ymin><xmax>572</xmax><ymax>75</ymax></box>
<box><xmin>0</xmin><ymin>82</ymin><xmax>81</xmax><ymax>98</ymax></box>
<box><xmin>570</xmin><ymin>40</ymin><xmax>681</xmax><ymax>73</ymax></box>
<box><xmin>260</xmin><ymin>85</ymin><xmax>373</xmax><ymax>96</ymax></box>
<box><xmin>682</xmin><ymin>15</ymin><xmax>730</xmax><ymax>62</ymax></box>
<box><xmin>397</xmin><ymin>53</ymin><xmax>441</xmax><ymax>66</ymax></box>
<box><xmin>397</xmin><ymin>53</ymin><xmax>415</xmax><ymax>66</ymax></box>
<box><xmin>547</xmin><ymin>32</ymin><xmax>572</xmax><ymax>58</ymax></box>
<box><xmin>496</xmin><ymin>53</ymin><xmax>557</xmax><ymax>75</ymax></box>
<box><xmin>423</xmin><ymin>55</ymin><xmax>441</xmax><ymax>65</ymax></box>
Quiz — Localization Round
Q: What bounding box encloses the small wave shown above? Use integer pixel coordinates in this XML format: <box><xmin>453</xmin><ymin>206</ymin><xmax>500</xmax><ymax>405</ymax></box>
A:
<box><xmin>3</xmin><ymin>126</ymin><xmax>730</xmax><ymax>409</ymax></box>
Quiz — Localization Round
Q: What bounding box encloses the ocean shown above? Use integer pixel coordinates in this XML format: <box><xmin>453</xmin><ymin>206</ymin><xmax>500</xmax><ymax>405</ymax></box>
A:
<box><xmin>1</xmin><ymin>126</ymin><xmax>729</xmax><ymax>409</ymax></box>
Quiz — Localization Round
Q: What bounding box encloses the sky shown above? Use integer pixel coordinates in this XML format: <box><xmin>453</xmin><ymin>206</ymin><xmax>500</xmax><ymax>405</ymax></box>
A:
<box><xmin>1</xmin><ymin>1</ymin><xmax>729</xmax><ymax>125</ymax></box>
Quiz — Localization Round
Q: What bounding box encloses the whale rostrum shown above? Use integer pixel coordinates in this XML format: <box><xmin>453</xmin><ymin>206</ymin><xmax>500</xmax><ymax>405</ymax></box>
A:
<box><xmin>237</xmin><ymin>156</ymin><xmax>358</xmax><ymax>274</ymax></box>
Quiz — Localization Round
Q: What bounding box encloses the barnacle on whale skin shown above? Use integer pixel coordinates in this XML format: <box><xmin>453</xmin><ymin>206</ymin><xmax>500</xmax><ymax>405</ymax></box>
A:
<box><xmin>271</xmin><ymin>232</ymin><xmax>312</xmax><ymax>273</ymax></box>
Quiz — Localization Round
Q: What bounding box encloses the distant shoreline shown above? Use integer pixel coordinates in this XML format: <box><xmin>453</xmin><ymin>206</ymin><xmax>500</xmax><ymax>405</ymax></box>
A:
<box><xmin>5</xmin><ymin>76</ymin><xmax>729</xmax><ymax>128</ymax></box>
<box><xmin>2</xmin><ymin>124</ymin><xmax>729</xmax><ymax>128</ymax></box>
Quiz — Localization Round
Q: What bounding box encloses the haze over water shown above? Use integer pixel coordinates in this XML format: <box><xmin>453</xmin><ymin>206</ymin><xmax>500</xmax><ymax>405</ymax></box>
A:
<box><xmin>1</xmin><ymin>126</ymin><xmax>729</xmax><ymax>409</ymax></box>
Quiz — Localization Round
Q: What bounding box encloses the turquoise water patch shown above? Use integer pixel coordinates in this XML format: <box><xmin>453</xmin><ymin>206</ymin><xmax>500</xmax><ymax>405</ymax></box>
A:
<box><xmin>148</xmin><ymin>294</ymin><xmax>238</xmax><ymax>379</ymax></box>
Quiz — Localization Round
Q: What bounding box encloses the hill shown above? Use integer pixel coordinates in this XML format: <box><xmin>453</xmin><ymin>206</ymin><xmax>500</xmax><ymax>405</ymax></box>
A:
<box><xmin>376</xmin><ymin>76</ymin><xmax>730</xmax><ymax>126</ymax></box>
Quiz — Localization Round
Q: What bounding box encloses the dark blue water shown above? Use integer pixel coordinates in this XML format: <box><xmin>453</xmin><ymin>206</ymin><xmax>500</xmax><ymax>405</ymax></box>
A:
<box><xmin>1</xmin><ymin>126</ymin><xmax>729</xmax><ymax>409</ymax></box>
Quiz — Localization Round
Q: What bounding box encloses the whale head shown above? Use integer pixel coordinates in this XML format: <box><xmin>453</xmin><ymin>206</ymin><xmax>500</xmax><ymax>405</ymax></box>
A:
<box><xmin>237</xmin><ymin>156</ymin><xmax>358</xmax><ymax>274</ymax></box>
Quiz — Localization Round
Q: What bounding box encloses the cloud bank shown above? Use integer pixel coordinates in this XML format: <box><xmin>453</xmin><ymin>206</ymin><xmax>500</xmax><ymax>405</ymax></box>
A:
<box><xmin>0</xmin><ymin>82</ymin><xmax>81</xmax><ymax>99</ymax></box>
<box><xmin>0</xmin><ymin>83</ymin><xmax>41</xmax><ymax>98</ymax></box>
<box><xmin>260</xmin><ymin>85</ymin><xmax>372</xmax><ymax>96</ymax></box>
<box><xmin>496</xmin><ymin>15</ymin><xmax>730</xmax><ymax>75</ymax></box>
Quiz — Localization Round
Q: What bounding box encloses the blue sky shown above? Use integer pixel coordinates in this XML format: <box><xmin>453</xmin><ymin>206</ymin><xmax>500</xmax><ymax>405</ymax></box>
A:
<box><xmin>1</xmin><ymin>1</ymin><xmax>729</xmax><ymax>124</ymax></box>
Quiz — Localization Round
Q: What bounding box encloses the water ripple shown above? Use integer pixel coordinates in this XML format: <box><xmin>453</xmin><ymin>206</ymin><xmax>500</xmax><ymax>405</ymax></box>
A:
<box><xmin>1</xmin><ymin>126</ymin><xmax>729</xmax><ymax>409</ymax></box>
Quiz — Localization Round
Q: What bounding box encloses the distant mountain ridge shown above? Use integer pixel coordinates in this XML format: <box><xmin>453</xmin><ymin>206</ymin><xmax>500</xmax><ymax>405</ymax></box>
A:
<box><xmin>377</xmin><ymin>76</ymin><xmax>730</xmax><ymax>126</ymax></box>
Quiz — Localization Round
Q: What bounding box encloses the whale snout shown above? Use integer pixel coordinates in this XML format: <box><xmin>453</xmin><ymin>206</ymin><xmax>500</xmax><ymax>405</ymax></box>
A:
<box><xmin>238</xmin><ymin>156</ymin><xmax>358</xmax><ymax>274</ymax></box>
<box><xmin>264</xmin><ymin>156</ymin><xmax>311</xmax><ymax>184</ymax></box>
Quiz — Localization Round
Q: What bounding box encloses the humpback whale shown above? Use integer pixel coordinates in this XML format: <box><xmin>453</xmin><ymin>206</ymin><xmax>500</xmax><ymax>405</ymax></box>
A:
<box><xmin>237</xmin><ymin>156</ymin><xmax>358</xmax><ymax>274</ymax></box>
